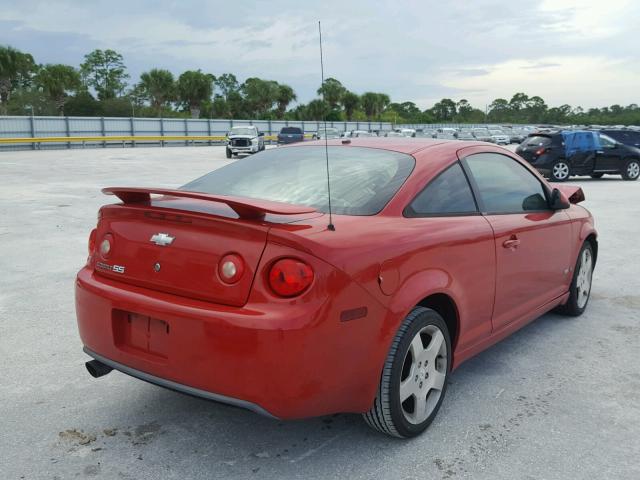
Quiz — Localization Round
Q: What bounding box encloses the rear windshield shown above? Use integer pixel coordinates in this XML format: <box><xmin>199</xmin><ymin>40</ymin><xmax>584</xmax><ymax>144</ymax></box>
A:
<box><xmin>280</xmin><ymin>127</ymin><xmax>302</xmax><ymax>134</ymax></box>
<box><xmin>182</xmin><ymin>146</ymin><xmax>415</xmax><ymax>216</ymax></box>
<box><xmin>524</xmin><ymin>135</ymin><xmax>552</xmax><ymax>146</ymax></box>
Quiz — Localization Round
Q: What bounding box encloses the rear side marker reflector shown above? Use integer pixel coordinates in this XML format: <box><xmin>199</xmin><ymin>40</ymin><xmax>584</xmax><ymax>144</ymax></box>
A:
<box><xmin>340</xmin><ymin>307</ymin><xmax>368</xmax><ymax>322</ymax></box>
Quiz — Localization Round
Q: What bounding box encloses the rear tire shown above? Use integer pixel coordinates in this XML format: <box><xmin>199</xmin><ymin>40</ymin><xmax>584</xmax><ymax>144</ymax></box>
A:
<box><xmin>363</xmin><ymin>307</ymin><xmax>451</xmax><ymax>438</ymax></box>
<box><xmin>621</xmin><ymin>159</ymin><xmax>640</xmax><ymax>181</ymax></box>
<box><xmin>550</xmin><ymin>160</ymin><xmax>571</xmax><ymax>181</ymax></box>
<box><xmin>555</xmin><ymin>242</ymin><xmax>594</xmax><ymax>316</ymax></box>
<box><xmin>590</xmin><ymin>173</ymin><xmax>604</xmax><ymax>179</ymax></box>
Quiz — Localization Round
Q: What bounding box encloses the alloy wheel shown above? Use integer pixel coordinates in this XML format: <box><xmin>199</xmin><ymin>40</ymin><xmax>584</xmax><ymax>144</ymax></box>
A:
<box><xmin>553</xmin><ymin>162</ymin><xmax>570</xmax><ymax>180</ymax></box>
<box><xmin>627</xmin><ymin>161</ymin><xmax>640</xmax><ymax>179</ymax></box>
<box><xmin>399</xmin><ymin>325</ymin><xmax>447</xmax><ymax>424</ymax></box>
<box><xmin>576</xmin><ymin>247</ymin><xmax>593</xmax><ymax>309</ymax></box>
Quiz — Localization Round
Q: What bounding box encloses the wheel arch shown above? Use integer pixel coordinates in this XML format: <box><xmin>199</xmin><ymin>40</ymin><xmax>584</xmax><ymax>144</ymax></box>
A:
<box><xmin>584</xmin><ymin>233</ymin><xmax>598</xmax><ymax>266</ymax></box>
<box><xmin>416</xmin><ymin>293</ymin><xmax>460</xmax><ymax>362</ymax></box>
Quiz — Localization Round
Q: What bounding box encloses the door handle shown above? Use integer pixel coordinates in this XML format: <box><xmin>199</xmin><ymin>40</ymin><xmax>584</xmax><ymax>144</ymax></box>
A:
<box><xmin>503</xmin><ymin>236</ymin><xmax>521</xmax><ymax>249</ymax></box>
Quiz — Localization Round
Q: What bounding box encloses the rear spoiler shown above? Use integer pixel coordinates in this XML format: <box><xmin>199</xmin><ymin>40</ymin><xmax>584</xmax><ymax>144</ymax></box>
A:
<box><xmin>102</xmin><ymin>187</ymin><xmax>316</xmax><ymax>219</ymax></box>
<box><xmin>555</xmin><ymin>184</ymin><xmax>585</xmax><ymax>204</ymax></box>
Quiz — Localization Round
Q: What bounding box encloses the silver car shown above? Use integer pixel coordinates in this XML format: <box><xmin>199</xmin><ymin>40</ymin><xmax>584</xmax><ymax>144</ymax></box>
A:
<box><xmin>489</xmin><ymin>129</ymin><xmax>510</xmax><ymax>145</ymax></box>
<box><xmin>472</xmin><ymin>129</ymin><xmax>493</xmax><ymax>142</ymax></box>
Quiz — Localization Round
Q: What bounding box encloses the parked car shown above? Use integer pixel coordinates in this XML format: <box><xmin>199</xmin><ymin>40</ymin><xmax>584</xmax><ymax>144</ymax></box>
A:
<box><xmin>316</xmin><ymin>127</ymin><xmax>341</xmax><ymax>139</ymax></box>
<box><xmin>77</xmin><ymin>138</ymin><xmax>597</xmax><ymax>438</ymax></box>
<box><xmin>472</xmin><ymin>129</ymin><xmax>493</xmax><ymax>142</ymax></box>
<box><xmin>600</xmin><ymin>129</ymin><xmax>640</xmax><ymax>148</ymax></box>
<box><xmin>489</xmin><ymin>129</ymin><xmax>510</xmax><ymax>145</ymax></box>
<box><xmin>277</xmin><ymin>126</ymin><xmax>304</xmax><ymax>144</ymax></box>
<box><xmin>436</xmin><ymin>127</ymin><xmax>458</xmax><ymax>136</ymax></box>
<box><xmin>434</xmin><ymin>132</ymin><xmax>456</xmax><ymax>140</ymax></box>
<box><xmin>226</xmin><ymin>126</ymin><xmax>265</xmax><ymax>158</ymax></box>
<box><xmin>413</xmin><ymin>131</ymin><xmax>434</xmax><ymax>138</ymax></box>
<box><xmin>352</xmin><ymin>130</ymin><xmax>376</xmax><ymax>137</ymax></box>
<box><xmin>509</xmin><ymin>129</ymin><xmax>527</xmax><ymax>144</ymax></box>
<box><xmin>400</xmin><ymin>128</ymin><xmax>416</xmax><ymax>137</ymax></box>
<box><xmin>385</xmin><ymin>131</ymin><xmax>405</xmax><ymax>137</ymax></box>
<box><xmin>516</xmin><ymin>131</ymin><xmax>640</xmax><ymax>181</ymax></box>
<box><xmin>457</xmin><ymin>130</ymin><xmax>476</xmax><ymax>141</ymax></box>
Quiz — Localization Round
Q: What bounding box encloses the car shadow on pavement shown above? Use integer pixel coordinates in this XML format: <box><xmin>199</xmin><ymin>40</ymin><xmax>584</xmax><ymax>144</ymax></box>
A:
<box><xmin>62</xmin><ymin>309</ymin><xmax>582</xmax><ymax>476</ymax></box>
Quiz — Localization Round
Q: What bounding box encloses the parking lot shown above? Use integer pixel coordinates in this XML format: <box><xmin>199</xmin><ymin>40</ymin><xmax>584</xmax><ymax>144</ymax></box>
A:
<box><xmin>1</xmin><ymin>144</ymin><xmax>639</xmax><ymax>480</ymax></box>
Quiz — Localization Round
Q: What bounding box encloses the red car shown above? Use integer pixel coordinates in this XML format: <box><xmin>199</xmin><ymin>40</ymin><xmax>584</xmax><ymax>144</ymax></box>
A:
<box><xmin>76</xmin><ymin>138</ymin><xmax>597</xmax><ymax>438</ymax></box>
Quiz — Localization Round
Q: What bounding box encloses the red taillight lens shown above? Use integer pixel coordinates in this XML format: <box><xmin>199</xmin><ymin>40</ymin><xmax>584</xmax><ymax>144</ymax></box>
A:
<box><xmin>268</xmin><ymin>258</ymin><xmax>314</xmax><ymax>297</ymax></box>
<box><xmin>88</xmin><ymin>229</ymin><xmax>97</xmax><ymax>255</ymax></box>
<box><xmin>218</xmin><ymin>253</ymin><xmax>245</xmax><ymax>284</ymax></box>
<box><xmin>535</xmin><ymin>147</ymin><xmax>547</xmax><ymax>156</ymax></box>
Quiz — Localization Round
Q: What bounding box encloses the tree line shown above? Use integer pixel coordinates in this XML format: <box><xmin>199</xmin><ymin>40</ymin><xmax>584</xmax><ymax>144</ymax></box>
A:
<box><xmin>1</xmin><ymin>45</ymin><xmax>639</xmax><ymax>125</ymax></box>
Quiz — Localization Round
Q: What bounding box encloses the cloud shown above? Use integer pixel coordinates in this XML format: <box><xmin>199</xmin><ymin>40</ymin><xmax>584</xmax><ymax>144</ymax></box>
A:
<box><xmin>0</xmin><ymin>0</ymin><xmax>638</xmax><ymax>109</ymax></box>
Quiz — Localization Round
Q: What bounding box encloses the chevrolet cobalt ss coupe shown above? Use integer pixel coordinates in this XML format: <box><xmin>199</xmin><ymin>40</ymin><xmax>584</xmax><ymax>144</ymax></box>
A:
<box><xmin>76</xmin><ymin>138</ymin><xmax>597</xmax><ymax>438</ymax></box>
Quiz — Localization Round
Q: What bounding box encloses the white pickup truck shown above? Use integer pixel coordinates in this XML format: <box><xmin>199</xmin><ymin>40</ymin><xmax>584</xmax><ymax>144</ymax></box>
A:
<box><xmin>226</xmin><ymin>126</ymin><xmax>265</xmax><ymax>158</ymax></box>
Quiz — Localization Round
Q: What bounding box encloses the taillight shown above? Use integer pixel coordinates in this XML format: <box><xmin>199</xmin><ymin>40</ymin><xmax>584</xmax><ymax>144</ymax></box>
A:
<box><xmin>535</xmin><ymin>147</ymin><xmax>547</xmax><ymax>156</ymax></box>
<box><xmin>88</xmin><ymin>229</ymin><xmax>97</xmax><ymax>255</ymax></box>
<box><xmin>268</xmin><ymin>258</ymin><xmax>314</xmax><ymax>297</ymax></box>
<box><xmin>218</xmin><ymin>253</ymin><xmax>245</xmax><ymax>284</ymax></box>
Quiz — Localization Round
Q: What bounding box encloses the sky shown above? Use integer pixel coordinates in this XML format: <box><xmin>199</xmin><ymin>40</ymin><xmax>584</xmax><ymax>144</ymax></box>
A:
<box><xmin>1</xmin><ymin>0</ymin><xmax>639</xmax><ymax>110</ymax></box>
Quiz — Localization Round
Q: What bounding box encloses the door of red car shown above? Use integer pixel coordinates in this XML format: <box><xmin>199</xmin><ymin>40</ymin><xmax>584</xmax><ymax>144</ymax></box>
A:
<box><xmin>461</xmin><ymin>151</ymin><xmax>573</xmax><ymax>331</ymax></box>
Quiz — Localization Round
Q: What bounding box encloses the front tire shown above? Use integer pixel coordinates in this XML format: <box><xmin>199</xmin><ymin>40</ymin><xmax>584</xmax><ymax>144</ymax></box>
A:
<box><xmin>363</xmin><ymin>307</ymin><xmax>451</xmax><ymax>438</ymax></box>
<box><xmin>225</xmin><ymin>147</ymin><xmax>232</xmax><ymax>159</ymax></box>
<box><xmin>556</xmin><ymin>242</ymin><xmax>594</xmax><ymax>316</ymax></box>
<box><xmin>550</xmin><ymin>160</ymin><xmax>571</xmax><ymax>181</ymax></box>
<box><xmin>621</xmin><ymin>159</ymin><xmax>640</xmax><ymax>181</ymax></box>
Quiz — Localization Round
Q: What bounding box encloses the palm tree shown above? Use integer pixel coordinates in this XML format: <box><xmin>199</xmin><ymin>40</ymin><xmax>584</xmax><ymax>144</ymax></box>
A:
<box><xmin>176</xmin><ymin>70</ymin><xmax>214</xmax><ymax>118</ymax></box>
<box><xmin>361</xmin><ymin>92</ymin><xmax>378</xmax><ymax>120</ymax></box>
<box><xmin>35</xmin><ymin>64</ymin><xmax>81</xmax><ymax>115</ymax></box>
<box><xmin>317</xmin><ymin>78</ymin><xmax>345</xmax><ymax>110</ymax></box>
<box><xmin>341</xmin><ymin>91</ymin><xmax>360</xmax><ymax>121</ymax></box>
<box><xmin>138</xmin><ymin>69</ymin><xmax>175</xmax><ymax>116</ymax></box>
<box><xmin>0</xmin><ymin>46</ymin><xmax>35</xmax><ymax>114</ymax></box>
<box><xmin>275</xmin><ymin>84</ymin><xmax>296</xmax><ymax>119</ymax></box>
<box><xmin>306</xmin><ymin>99</ymin><xmax>329</xmax><ymax>120</ymax></box>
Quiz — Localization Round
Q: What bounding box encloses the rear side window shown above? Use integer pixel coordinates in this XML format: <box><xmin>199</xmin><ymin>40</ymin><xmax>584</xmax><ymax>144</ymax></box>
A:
<box><xmin>524</xmin><ymin>135</ymin><xmax>552</xmax><ymax>147</ymax></box>
<box><xmin>281</xmin><ymin>127</ymin><xmax>302</xmax><ymax>134</ymax></box>
<box><xmin>405</xmin><ymin>163</ymin><xmax>477</xmax><ymax>216</ymax></box>
<box><xmin>464</xmin><ymin>153</ymin><xmax>549</xmax><ymax>213</ymax></box>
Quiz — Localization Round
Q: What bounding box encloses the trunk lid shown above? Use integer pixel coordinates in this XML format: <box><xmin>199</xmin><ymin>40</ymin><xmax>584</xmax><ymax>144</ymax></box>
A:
<box><xmin>93</xmin><ymin>188</ymin><xmax>317</xmax><ymax>306</ymax></box>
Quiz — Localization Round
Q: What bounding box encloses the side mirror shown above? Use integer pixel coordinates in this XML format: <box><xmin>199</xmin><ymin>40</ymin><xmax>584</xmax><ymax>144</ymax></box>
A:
<box><xmin>258</xmin><ymin>132</ymin><xmax>264</xmax><ymax>136</ymax></box>
<box><xmin>550</xmin><ymin>188</ymin><xmax>570</xmax><ymax>210</ymax></box>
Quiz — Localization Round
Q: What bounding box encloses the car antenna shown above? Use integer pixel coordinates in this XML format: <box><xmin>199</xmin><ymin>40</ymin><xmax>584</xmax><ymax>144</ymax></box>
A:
<box><xmin>318</xmin><ymin>20</ymin><xmax>335</xmax><ymax>231</ymax></box>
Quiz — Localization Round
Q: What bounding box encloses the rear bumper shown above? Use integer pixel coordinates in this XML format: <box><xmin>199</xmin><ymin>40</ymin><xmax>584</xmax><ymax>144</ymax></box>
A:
<box><xmin>75</xmin><ymin>263</ymin><xmax>389</xmax><ymax>419</ymax></box>
<box><xmin>84</xmin><ymin>346</ymin><xmax>277</xmax><ymax>418</ymax></box>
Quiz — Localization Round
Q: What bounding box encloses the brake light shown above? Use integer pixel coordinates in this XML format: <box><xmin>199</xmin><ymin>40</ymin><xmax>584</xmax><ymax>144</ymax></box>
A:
<box><xmin>88</xmin><ymin>229</ymin><xmax>97</xmax><ymax>255</ymax></box>
<box><xmin>268</xmin><ymin>258</ymin><xmax>314</xmax><ymax>297</ymax></box>
<box><xmin>535</xmin><ymin>147</ymin><xmax>547</xmax><ymax>156</ymax></box>
<box><xmin>218</xmin><ymin>253</ymin><xmax>245</xmax><ymax>284</ymax></box>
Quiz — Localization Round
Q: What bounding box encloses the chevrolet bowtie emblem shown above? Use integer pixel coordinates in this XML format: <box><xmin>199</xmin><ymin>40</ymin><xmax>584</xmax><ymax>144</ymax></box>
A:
<box><xmin>150</xmin><ymin>233</ymin><xmax>175</xmax><ymax>246</ymax></box>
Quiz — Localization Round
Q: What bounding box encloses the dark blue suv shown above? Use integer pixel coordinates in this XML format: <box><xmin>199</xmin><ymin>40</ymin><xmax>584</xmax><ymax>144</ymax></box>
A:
<box><xmin>516</xmin><ymin>131</ymin><xmax>640</xmax><ymax>181</ymax></box>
